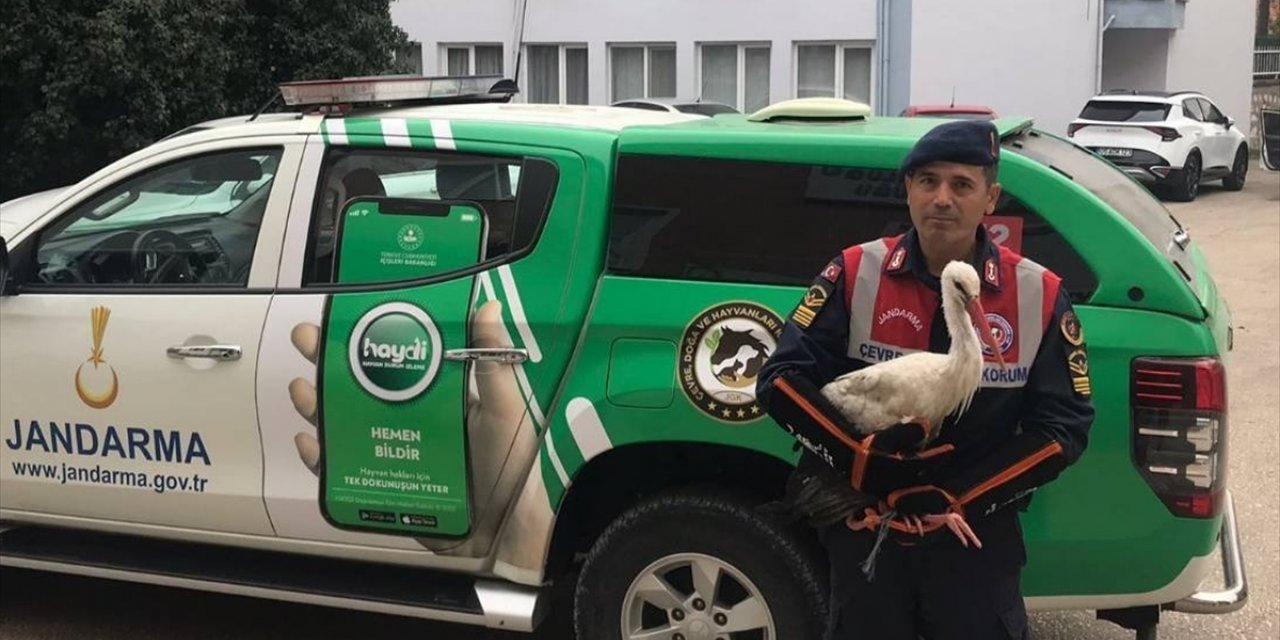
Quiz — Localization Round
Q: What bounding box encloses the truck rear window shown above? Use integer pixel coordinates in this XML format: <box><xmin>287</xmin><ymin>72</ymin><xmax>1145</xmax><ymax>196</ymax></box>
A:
<box><xmin>1079</xmin><ymin>101</ymin><xmax>1170</xmax><ymax>123</ymax></box>
<box><xmin>1004</xmin><ymin>130</ymin><xmax>1195</xmax><ymax>288</ymax></box>
<box><xmin>607</xmin><ymin>153</ymin><xmax>1098</xmax><ymax>301</ymax></box>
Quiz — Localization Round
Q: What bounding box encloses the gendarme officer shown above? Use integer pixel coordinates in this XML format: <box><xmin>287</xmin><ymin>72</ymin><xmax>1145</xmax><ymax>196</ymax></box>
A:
<box><xmin>757</xmin><ymin>120</ymin><xmax>1094</xmax><ymax>640</ymax></box>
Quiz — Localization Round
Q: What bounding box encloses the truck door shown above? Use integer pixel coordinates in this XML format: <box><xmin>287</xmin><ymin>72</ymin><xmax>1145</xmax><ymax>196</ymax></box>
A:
<box><xmin>256</xmin><ymin>122</ymin><xmax>593</xmax><ymax>552</ymax></box>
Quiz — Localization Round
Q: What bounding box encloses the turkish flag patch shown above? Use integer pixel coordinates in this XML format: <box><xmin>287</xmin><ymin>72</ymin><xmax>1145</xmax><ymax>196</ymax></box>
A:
<box><xmin>820</xmin><ymin>262</ymin><xmax>843</xmax><ymax>283</ymax></box>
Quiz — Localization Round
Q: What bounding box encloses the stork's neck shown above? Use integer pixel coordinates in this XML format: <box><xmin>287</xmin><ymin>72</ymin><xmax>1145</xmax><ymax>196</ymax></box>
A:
<box><xmin>940</xmin><ymin>288</ymin><xmax>983</xmax><ymax>372</ymax></box>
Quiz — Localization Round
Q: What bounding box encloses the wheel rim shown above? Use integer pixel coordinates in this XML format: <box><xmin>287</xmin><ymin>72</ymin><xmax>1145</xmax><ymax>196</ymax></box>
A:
<box><xmin>1234</xmin><ymin>150</ymin><xmax>1247</xmax><ymax>182</ymax></box>
<box><xmin>621</xmin><ymin>552</ymin><xmax>775</xmax><ymax>640</ymax></box>
<box><xmin>1187</xmin><ymin>156</ymin><xmax>1200</xmax><ymax>196</ymax></box>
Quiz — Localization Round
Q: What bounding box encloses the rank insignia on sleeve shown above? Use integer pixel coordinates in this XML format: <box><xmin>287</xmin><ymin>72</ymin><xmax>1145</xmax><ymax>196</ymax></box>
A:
<box><xmin>1060</xmin><ymin>310</ymin><xmax>1084</xmax><ymax>346</ymax></box>
<box><xmin>1072</xmin><ymin>375</ymin><xmax>1092</xmax><ymax>397</ymax></box>
<box><xmin>791</xmin><ymin>282</ymin><xmax>832</xmax><ymax>328</ymax></box>
<box><xmin>1068</xmin><ymin>347</ymin><xmax>1091</xmax><ymax>397</ymax></box>
<box><xmin>1068</xmin><ymin>348</ymin><xmax>1089</xmax><ymax>377</ymax></box>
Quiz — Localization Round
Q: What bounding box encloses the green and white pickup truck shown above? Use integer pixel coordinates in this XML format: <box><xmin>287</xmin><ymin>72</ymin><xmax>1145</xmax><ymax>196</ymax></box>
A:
<box><xmin>0</xmin><ymin>75</ymin><xmax>1246</xmax><ymax>639</ymax></box>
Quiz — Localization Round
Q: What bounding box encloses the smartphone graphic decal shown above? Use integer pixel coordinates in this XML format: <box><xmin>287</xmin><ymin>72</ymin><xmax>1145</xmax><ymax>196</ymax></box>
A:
<box><xmin>317</xmin><ymin>198</ymin><xmax>488</xmax><ymax>537</ymax></box>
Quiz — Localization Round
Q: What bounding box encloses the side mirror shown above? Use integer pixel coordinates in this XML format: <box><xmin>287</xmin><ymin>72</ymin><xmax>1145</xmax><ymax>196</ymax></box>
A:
<box><xmin>1224</xmin><ymin>116</ymin><xmax>1235</xmax><ymax>129</ymax></box>
<box><xmin>0</xmin><ymin>236</ymin><xmax>12</xmax><ymax>296</ymax></box>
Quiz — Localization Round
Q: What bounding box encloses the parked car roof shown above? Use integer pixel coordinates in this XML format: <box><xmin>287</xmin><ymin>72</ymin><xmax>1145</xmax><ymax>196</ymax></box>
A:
<box><xmin>611</xmin><ymin>98</ymin><xmax>740</xmax><ymax>116</ymax></box>
<box><xmin>900</xmin><ymin>104</ymin><xmax>998</xmax><ymax>119</ymax></box>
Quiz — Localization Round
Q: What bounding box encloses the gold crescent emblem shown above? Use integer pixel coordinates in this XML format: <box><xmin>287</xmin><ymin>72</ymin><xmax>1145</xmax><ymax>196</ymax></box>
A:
<box><xmin>75</xmin><ymin>306</ymin><xmax>119</xmax><ymax>409</ymax></box>
<box><xmin>75</xmin><ymin>362</ymin><xmax>119</xmax><ymax>409</ymax></box>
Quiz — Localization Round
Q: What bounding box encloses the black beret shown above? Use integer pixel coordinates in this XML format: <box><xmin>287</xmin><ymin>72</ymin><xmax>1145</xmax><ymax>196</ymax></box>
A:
<box><xmin>900</xmin><ymin>120</ymin><xmax>1001</xmax><ymax>175</ymax></box>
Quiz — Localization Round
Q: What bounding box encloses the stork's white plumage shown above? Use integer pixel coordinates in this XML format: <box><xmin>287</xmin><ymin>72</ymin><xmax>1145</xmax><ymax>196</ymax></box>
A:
<box><xmin>821</xmin><ymin>260</ymin><xmax>1005</xmax><ymax>443</ymax></box>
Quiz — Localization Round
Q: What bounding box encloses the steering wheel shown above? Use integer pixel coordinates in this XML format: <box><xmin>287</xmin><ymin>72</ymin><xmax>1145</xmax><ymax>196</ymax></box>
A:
<box><xmin>130</xmin><ymin>229</ymin><xmax>206</xmax><ymax>284</ymax></box>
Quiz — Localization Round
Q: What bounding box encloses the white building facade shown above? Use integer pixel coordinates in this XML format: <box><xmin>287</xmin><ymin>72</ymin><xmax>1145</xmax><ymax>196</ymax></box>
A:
<box><xmin>391</xmin><ymin>0</ymin><xmax>1255</xmax><ymax>136</ymax></box>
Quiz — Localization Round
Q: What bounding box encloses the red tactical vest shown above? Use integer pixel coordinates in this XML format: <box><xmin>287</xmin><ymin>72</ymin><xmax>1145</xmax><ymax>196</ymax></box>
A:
<box><xmin>841</xmin><ymin>235</ymin><xmax>1061</xmax><ymax>389</ymax></box>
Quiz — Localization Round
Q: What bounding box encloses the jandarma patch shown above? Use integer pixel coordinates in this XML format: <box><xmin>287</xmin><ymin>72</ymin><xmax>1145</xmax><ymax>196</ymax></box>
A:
<box><xmin>1060</xmin><ymin>310</ymin><xmax>1084</xmax><ymax>346</ymax></box>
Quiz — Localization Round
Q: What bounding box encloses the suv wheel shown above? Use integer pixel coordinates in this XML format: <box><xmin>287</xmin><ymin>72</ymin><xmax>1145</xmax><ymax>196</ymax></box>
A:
<box><xmin>1222</xmin><ymin>146</ymin><xmax>1248</xmax><ymax>191</ymax></box>
<box><xmin>574</xmin><ymin>490</ymin><xmax>827</xmax><ymax>640</ymax></box>
<box><xmin>1168</xmin><ymin>151</ymin><xmax>1202</xmax><ymax>202</ymax></box>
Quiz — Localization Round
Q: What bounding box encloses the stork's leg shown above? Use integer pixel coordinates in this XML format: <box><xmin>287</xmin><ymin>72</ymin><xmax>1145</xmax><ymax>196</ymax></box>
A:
<box><xmin>923</xmin><ymin>513</ymin><xmax>983</xmax><ymax>549</ymax></box>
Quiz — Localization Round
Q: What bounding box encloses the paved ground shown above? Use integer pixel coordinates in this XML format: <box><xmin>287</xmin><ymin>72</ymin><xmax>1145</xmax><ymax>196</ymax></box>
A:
<box><xmin>1</xmin><ymin>164</ymin><xmax>1276</xmax><ymax>639</ymax></box>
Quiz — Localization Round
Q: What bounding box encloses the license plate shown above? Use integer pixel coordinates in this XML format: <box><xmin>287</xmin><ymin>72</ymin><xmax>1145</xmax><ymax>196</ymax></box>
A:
<box><xmin>1098</xmin><ymin>147</ymin><xmax>1133</xmax><ymax>158</ymax></box>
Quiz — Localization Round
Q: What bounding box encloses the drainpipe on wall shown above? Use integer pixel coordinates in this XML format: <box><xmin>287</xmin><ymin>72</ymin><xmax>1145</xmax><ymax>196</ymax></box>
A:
<box><xmin>511</xmin><ymin>0</ymin><xmax>529</xmax><ymax>90</ymax></box>
<box><xmin>1096</xmin><ymin>0</ymin><xmax>1117</xmax><ymax>94</ymax></box>
<box><xmin>877</xmin><ymin>0</ymin><xmax>890</xmax><ymax>115</ymax></box>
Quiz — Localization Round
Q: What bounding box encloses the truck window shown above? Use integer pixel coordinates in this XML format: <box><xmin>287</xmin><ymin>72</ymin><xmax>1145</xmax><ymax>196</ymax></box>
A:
<box><xmin>304</xmin><ymin>148</ymin><xmax>557</xmax><ymax>285</ymax></box>
<box><xmin>33</xmin><ymin>147</ymin><xmax>283</xmax><ymax>287</ymax></box>
<box><xmin>1078</xmin><ymin>101</ymin><xmax>1171</xmax><ymax>123</ymax></box>
<box><xmin>607</xmin><ymin>154</ymin><xmax>1098</xmax><ymax>301</ymax></box>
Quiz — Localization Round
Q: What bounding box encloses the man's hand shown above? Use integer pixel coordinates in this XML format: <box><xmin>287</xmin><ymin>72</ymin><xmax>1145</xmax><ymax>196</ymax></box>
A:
<box><xmin>852</xmin><ymin>422</ymin><xmax>955</xmax><ymax>498</ymax></box>
<box><xmin>767</xmin><ymin>375</ymin><xmax>955</xmax><ymax>499</ymax></box>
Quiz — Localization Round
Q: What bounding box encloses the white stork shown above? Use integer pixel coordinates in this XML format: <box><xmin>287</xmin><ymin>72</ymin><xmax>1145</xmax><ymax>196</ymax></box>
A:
<box><xmin>820</xmin><ymin>260</ymin><xmax>1004</xmax><ymax>545</ymax></box>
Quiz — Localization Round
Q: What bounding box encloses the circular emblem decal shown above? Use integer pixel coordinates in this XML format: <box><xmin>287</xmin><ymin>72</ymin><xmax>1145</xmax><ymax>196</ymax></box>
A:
<box><xmin>397</xmin><ymin>223</ymin><xmax>424</xmax><ymax>251</ymax></box>
<box><xmin>349</xmin><ymin>302</ymin><xmax>442</xmax><ymax>402</ymax></box>
<box><xmin>981</xmin><ymin>313</ymin><xmax>1015</xmax><ymax>356</ymax></box>
<box><xmin>679</xmin><ymin>302</ymin><xmax>783</xmax><ymax>423</ymax></box>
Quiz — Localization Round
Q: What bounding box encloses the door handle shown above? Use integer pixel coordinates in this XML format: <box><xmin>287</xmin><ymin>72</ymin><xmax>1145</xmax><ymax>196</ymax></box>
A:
<box><xmin>443</xmin><ymin>348</ymin><xmax>528</xmax><ymax>364</ymax></box>
<box><xmin>167</xmin><ymin>345</ymin><xmax>242</xmax><ymax>361</ymax></box>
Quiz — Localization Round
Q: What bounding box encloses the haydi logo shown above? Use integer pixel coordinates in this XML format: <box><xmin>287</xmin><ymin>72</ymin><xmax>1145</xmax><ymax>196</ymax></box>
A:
<box><xmin>74</xmin><ymin>306</ymin><xmax>119</xmax><ymax>409</ymax></box>
<box><xmin>349</xmin><ymin>302</ymin><xmax>443</xmax><ymax>402</ymax></box>
<box><xmin>362</xmin><ymin>336</ymin><xmax>428</xmax><ymax>365</ymax></box>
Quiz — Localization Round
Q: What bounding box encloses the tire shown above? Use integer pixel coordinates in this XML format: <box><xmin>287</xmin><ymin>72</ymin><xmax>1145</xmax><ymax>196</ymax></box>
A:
<box><xmin>1222</xmin><ymin>145</ymin><xmax>1248</xmax><ymax>191</ymax></box>
<box><xmin>1167</xmin><ymin>151</ymin><xmax>1202</xmax><ymax>202</ymax></box>
<box><xmin>574</xmin><ymin>490</ymin><xmax>827</xmax><ymax>640</ymax></box>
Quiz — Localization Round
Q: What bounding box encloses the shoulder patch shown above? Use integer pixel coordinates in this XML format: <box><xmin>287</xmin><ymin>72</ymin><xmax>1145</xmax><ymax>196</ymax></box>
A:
<box><xmin>1060</xmin><ymin>310</ymin><xmax>1084</xmax><ymax>346</ymax></box>
<box><xmin>820</xmin><ymin>261</ymin><xmax>843</xmax><ymax>283</ymax></box>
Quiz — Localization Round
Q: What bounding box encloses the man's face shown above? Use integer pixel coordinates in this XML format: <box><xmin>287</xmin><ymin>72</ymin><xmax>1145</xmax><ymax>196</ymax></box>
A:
<box><xmin>904</xmin><ymin>161</ymin><xmax>1002</xmax><ymax>249</ymax></box>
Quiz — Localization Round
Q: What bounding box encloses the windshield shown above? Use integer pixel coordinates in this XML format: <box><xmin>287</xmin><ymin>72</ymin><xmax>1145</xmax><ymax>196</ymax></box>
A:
<box><xmin>1006</xmin><ymin>129</ymin><xmax>1193</xmax><ymax>283</ymax></box>
<box><xmin>64</xmin><ymin>153</ymin><xmax>277</xmax><ymax>235</ymax></box>
<box><xmin>1079</xmin><ymin>101</ymin><xmax>1170</xmax><ymax>123</ymax></box>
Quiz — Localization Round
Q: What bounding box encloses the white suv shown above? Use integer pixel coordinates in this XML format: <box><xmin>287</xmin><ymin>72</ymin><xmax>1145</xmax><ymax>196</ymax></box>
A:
<box><xmin>1068</xmin><ymin>90</ymin><xmax>1250</xmax><ymax>201</ymax></box>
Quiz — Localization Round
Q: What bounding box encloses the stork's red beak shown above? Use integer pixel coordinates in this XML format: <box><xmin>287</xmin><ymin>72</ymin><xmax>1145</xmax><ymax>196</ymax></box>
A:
<box><xmin>966</xmin><ymin>297</ymin><xmax>1006</xmax><ymax>369</ymax></box>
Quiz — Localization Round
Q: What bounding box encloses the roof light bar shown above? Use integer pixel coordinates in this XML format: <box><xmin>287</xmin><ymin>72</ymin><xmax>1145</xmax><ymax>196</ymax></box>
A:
<box><xmin>278</xmin><ymin>74</ymin><xmax>518</xmax><ymax>107</ymax></box>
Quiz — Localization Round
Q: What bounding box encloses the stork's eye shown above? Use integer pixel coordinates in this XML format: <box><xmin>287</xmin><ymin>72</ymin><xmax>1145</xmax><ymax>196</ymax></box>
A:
<box><xmin>952</xmin><ymin>281</ymin><xmax>967</xmax><ymax>297</ymax></box>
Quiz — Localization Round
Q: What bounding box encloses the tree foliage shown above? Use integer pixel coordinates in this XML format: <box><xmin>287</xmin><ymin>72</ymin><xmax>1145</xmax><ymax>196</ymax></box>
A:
<box><xmin>0</xmin><ymin>0</ymin><xmax>408</xmax><ymax>200</ymax></box>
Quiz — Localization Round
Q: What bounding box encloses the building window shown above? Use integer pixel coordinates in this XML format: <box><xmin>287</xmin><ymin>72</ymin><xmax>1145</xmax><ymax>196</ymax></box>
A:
<box><xmin>526</xmin><ymin>44</ymin><xmax>588</xmax><ymax>104</ymax></box>
<box><xmin>794</xmin><ymin>42</ymin><xmax>873</xmax><ymax>104</ymax></box>
<box><xmin>610</xmin><ymin>44</ymin><xmax>676</xmax><ymax>102</ymax></box>
<box><xmin>442</xmin><ymin>44</ymin><xmax>503</xmax><ymax>76</ymax></box>
<box><xmin>698</xmin><ymin>43</ymin><xmax>770</xmax><ymax>112</ymax></box>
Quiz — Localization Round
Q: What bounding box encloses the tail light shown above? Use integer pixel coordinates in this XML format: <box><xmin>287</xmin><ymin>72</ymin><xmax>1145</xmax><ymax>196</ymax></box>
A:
<box><xmin>1131</xmin><ymin>357</ymin><xmax>1227</xmax><ymax>518</ymax></box>
<box><xmin>1067</xmin><ymin>123</ymin><xmax>1087</xmax><ymax>137</ymax></box>
<box><xmin>1142</xmin><ymin>126</ymin><xmax>1182</xmax><ymax>142</ymax></box>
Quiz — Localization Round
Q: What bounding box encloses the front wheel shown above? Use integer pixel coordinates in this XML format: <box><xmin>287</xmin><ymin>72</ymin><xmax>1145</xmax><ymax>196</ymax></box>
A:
<box><xmin>574</xmin><ymin>490</ymin><xmax>827</xmax><ymax>640</ymax></box>
<box><xmin>1222</xmin><ymin>146</ymin><xmax>1248</xmax><ymax>191</ymax></box>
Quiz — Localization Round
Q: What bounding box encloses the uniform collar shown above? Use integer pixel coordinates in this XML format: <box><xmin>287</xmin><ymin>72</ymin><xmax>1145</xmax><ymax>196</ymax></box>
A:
<box><xmin>884</xmin><ymin>225</ymin><xmax>1003</xmax><ymax>291</ymax></box>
